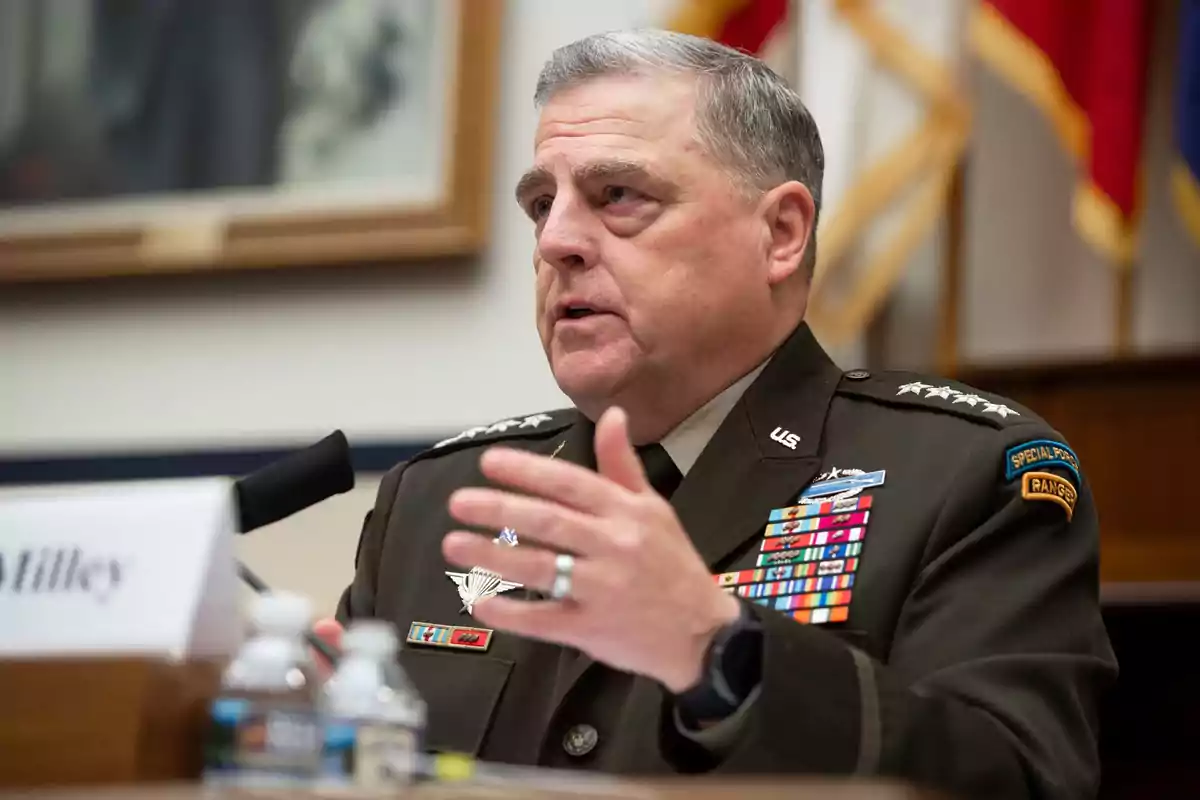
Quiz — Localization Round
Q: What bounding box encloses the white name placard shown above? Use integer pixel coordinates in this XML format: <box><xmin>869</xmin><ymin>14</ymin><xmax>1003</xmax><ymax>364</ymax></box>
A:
<box><xmin>0</xmin><ymin>477</ymin><xmax>242</xmax><ymax>659</ymax></box>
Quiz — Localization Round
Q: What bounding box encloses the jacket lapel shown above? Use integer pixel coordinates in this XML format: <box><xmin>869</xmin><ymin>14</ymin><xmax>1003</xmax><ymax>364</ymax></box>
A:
<box><xmin>673</xmin><ymin>323</ymin><xmax>842</xmax><ymax>570</ymax></box>
<box><xmin>545</xmin><ymin>410</ymin><xmax>596</xmax><ymax>470</ymax></box>
<box><xmin>547</xmin><ymin>323</ymin><xmax>843</xmax><ymax>719</ymax></box>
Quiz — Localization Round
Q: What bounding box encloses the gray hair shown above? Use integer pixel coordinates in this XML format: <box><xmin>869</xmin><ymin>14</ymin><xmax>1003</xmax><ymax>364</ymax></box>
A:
<box><xmin>534</xmin><ymin>29</ymin><xmax>825</xmax><ymax>225</ymax></box>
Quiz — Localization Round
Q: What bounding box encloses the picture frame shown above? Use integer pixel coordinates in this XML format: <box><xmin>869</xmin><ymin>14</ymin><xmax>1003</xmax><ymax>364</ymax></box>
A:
<box><xmin>0</xmin><ymin>0</ymin><xmax>502</xmax><ymax>283</ymax></box>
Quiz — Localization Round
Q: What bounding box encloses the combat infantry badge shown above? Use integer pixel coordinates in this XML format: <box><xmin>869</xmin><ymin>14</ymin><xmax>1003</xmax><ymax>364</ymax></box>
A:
<box><xmin>445</xmin><ymin>528</ymin><xmax>522</xmax><ymax>614</ymax></box>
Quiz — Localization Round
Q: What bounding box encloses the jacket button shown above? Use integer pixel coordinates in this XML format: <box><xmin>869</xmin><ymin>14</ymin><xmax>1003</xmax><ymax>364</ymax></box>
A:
<box><xmin>846</xmin><ymin>369</ymin><xmax>870</xmax><ymax>380</ymax></box>
<box><xmin>562</xmin><ymin>723</ymin><xmax>599</xmax><ymax>757</ymax></box>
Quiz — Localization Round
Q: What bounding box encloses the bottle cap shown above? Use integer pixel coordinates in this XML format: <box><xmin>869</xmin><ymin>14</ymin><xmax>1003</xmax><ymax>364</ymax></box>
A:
<box><xmin>251</xmin><ymin>590</ymin><xmax>313</xmax><ymax>635</ymax></box>
<box><xmin>343</xmin><ymin>619</ymin><xmax>399</xmax><ymax>656</ymax></box>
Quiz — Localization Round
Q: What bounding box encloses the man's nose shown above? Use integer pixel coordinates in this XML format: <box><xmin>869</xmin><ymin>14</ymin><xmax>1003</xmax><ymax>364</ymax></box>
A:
<box><xmin>537</xmin><ymin>195</ymin><xmax>598</xmax><ymax>271</ymax></box>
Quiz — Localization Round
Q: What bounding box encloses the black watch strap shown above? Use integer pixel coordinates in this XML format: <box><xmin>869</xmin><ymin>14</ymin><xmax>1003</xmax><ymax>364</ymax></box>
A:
<box><xmin>675</xmin><ymin>602</ymin><xmax>764</xmax><ymax>724</ymax></box>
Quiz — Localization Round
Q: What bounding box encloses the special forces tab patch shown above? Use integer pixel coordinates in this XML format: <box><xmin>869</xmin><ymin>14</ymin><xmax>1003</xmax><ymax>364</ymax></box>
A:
<box><xmin>1005</xmin><ymin>439</ymin><xmax>1081</xmax><ymax>484</ymax></box>
<box><xmin>1021</xmin><ymin>471</ymin><xmax>1078</xmax><ymax>520</ymax></box>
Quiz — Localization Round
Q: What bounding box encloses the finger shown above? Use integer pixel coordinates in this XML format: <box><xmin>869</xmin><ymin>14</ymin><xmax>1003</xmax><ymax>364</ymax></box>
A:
<box><xmin>468</xmin><ymin>594</ymin><xmax>577</xmax><ymax>647</ymax></box>
<box><xmin>311</xmin><ymin>617</ymin><xmax>343</xmax><ymax>677</ymax></box>
<box><xmin>443</xmin><ymin>530</ymin><xmax>598</xmax><ymax>599</ymax></box>
<box><xmin>448</xmin><ymin>487</ymin><xmax>604</xmax><ymax>555</ymax></box>
<box><xmin>478</xmin><ymin>446</ymin><xmax>632</xmax><ymax>515</ymax></box>
<box><xmin>593</xmin><ymin>406</ymin><xmax>649</xmax><ymax>494</ymax></box>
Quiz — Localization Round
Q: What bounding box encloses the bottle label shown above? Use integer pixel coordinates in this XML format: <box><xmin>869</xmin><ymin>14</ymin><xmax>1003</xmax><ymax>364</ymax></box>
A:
<box><xmin>356</xmin><ymin>723</ymin><xmax>419</xmax><ymax>787</ymax></box>
<box><xmin>320</xmin><ymin>718</ymin><xmax>420</xmax><ymax>787</ymax></box>
<box><xmin>204</xmin><ymin>697</ymin><xmax>323</xmax><ymax>785</ymax></box>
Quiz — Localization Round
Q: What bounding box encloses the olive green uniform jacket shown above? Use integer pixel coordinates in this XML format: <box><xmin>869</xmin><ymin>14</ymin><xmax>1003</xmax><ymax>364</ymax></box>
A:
<box><xmin>337</xmin><ymin>323</ymin><xmax>1116</xmax><ymax>799</ymax></box>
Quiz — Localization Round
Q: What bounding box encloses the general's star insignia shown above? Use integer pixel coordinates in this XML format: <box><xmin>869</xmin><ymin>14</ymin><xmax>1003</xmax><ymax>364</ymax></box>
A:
<box><xmin>897</xmin><ymin>381</ymin><xmax>930</xmax><ymax>396</ymax></box>
<box><xmin>924</xmin><ymin>385</ymin><xmax>960</xmax><ymax>400</ymax></box>
<box><xmin>982</xmin><ymin>402</ymin><xmax>1019</xmax><ymax>418</ymax></box>
<box><xmin>953</xmin><ymin>393</ymin><xmax>987</xmax><ymax>407</ymax></box>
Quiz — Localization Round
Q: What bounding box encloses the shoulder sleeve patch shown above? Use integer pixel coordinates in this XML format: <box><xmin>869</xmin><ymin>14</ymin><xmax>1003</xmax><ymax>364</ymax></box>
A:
<box><xmin>1005</xmin><ymin>439</ymin><xmax>1081</xmax><ymax>486</ymax></box>
<box><xmin>1020</xmin><ymin>471</ymin><xmax>1078</xmax><ymax>520</ymax></box>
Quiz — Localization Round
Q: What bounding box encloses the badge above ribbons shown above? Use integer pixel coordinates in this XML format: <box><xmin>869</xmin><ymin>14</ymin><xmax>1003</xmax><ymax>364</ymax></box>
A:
<box><xmin>714</xmin><ymin>468</ymin><xmax>884</xmax><ymax>625</ymax></box>
<box><xmin>797</xmin><ymin>468</ymin><xmax>885</xmax><ymax>506</ymax></box>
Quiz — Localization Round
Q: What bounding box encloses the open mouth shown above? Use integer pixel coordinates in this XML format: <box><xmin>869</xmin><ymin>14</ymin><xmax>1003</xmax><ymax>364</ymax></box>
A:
<box><xmin>563</xmin><ymin>306</ymin><xmax>597</xmax><ymax>320</ymax></box>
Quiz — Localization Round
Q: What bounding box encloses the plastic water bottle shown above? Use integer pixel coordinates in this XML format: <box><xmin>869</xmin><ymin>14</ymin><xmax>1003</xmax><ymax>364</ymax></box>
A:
<box><xmin>203</xmin><ymin>591</ymin><xmax>324</xmax><ymax>787</ymax></box>
<box><xmin>320</xmin><ymin>619</ymin><xmax>427</xmax><ymax>787</ymax></box>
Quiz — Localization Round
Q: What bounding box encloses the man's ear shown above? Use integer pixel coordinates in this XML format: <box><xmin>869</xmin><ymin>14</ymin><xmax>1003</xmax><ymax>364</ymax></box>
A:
<box><xmin>760</xmin><ymin>181</ymin><xmax>816</xmax><ymax>287</ymax></box>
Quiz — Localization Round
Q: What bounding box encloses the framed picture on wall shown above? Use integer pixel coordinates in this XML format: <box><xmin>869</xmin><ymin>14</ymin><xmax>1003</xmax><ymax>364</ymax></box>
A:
<box><xmin>0</xmin><ymin>0</ymin><xmax>501</xmax><ymax>282</ymax></box>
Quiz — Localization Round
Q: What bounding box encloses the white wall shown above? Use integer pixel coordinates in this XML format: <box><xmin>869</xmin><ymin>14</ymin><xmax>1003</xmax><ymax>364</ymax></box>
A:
<box><xmin>0</xmin><ymin>0</ymin><xmax>676</xmax><ymax>457</ymax></box>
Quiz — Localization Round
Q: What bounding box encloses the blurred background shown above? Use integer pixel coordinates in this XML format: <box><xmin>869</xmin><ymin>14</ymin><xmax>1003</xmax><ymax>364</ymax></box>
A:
<box><xmin>1</xmin><ymin>0</ymin><xmax>1197</xmax><ymax>598</ymax></box>
<box><xmin>0</xmin><ymin>3</ymin><xmax>1197</xmax><ymax>786</ymax></box>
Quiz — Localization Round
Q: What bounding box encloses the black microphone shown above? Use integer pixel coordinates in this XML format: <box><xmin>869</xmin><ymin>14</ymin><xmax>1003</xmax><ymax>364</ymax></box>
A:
<box><xmin>235</xmin><ymin>430</ymin><xmax>355</xmax><ymax>533</ymax></box>
<box><xmin>233</xmin><ymin>430</ymin><xmax>355</xmax><ymax>666</ymax></box>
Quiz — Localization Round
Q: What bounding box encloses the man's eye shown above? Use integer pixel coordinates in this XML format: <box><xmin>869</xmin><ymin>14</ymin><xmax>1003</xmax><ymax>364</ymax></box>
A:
<box><xmin>529</xmin><ymin>196</ymin><xmax>553</xmax><ymax>220</ymax></box>
<box><xmin>602</xmin><ymin>185</ymin><xmax>636</xmax><ymax>205</ymax></box>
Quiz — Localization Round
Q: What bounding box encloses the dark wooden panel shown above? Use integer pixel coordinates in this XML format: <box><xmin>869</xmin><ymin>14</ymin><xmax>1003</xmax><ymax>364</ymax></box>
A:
<box><xmin>1097</xmin><ymin>600</ymin><xmax>1200</xmax><ymax>798</ymax></box>
<box><xmin>958</xmin><ymin>355</ymin><xmax>1200</xmax><ymax>584</ymax></box>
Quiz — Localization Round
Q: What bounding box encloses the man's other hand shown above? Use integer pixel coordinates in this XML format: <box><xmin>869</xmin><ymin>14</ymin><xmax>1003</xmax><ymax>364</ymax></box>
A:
<box><xmin>312</xmin><ymin>616</ymin><xmax>344</xmax><ymax>678</ymax></box>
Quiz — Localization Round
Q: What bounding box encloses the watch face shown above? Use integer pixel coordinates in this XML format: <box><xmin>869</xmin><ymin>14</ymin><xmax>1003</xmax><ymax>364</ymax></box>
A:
<box><xmin>713</xmin><ymin>615</ymin><xmax>763</xmax><ymax>704</ymax></box>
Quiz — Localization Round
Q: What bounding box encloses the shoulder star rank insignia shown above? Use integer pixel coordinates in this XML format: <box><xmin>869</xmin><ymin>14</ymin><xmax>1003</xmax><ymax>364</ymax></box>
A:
<box><xmin>445</xmin><ymin>527</ymin><xmax>522</xmax><ymax>614</ymax></box>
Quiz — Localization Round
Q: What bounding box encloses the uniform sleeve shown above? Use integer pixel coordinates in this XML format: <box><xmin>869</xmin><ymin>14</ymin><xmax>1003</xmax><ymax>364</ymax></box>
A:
<box><xmin>673</xmin><ymin>686</ymin><xmax>760</xmax><ymax>755</ymax></box>
<box><xmin>660</xmin><ymin>423</ymin><xmax>1117</xmax><ymax>800</ymax></box>
<box><xmin>335</xmin><ymin>462</ymin><xmax>407</xmax><ymax>623</ymax></box>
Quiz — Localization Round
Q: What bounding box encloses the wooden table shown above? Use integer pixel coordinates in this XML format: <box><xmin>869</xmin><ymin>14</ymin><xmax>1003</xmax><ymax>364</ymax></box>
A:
<box><xmin>4</xmin><ymin>778</ymin><xmax>937</xmax><ymax>800</ymax></box>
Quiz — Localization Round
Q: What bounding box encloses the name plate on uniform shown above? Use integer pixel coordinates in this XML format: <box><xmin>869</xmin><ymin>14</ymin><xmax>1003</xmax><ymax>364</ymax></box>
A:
<box><xmin>0</xmin><ymin>478</ymin><xmax>242</xmax><ymax>659</ymax></box>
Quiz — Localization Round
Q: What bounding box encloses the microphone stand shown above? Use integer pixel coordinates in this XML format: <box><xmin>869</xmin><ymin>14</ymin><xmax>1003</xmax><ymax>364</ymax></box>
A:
<box><xmin>237</xmin><ymin>561</ymin><xmax>343</xmax><ymax>667</ymax></box>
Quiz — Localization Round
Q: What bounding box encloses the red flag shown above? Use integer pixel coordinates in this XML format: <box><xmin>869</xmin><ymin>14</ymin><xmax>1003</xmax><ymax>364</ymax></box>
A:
<box><xmin>972</xmin><ymin>1</ymin><xmax>1153</xmax><ymax>265</ymax></box>
<box><xmin>668</xmin><ymin>0</ymin><xmax>788</xmax><ymax>54</ymax></box>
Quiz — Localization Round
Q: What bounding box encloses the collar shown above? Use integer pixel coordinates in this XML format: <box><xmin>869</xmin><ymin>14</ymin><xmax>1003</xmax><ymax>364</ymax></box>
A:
<box><xmin>659</xmin><ymin>358</ymin><xmax>771</xmax><ymax>475</ymax></box>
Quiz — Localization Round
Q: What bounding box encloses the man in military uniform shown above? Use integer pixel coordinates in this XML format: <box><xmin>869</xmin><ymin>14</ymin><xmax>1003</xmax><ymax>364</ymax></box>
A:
<box><xmin>335</xmin><ymin>30</ymin><xmax>1115</xmax><ymax>799</ymax></box>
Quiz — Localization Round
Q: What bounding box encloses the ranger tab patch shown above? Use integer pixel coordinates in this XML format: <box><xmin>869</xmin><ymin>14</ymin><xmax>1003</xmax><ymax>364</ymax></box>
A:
<box><xmin>1021</xmin><ymin>472</ymin><xmax>1078</xmax><ymax>520</ymax></box>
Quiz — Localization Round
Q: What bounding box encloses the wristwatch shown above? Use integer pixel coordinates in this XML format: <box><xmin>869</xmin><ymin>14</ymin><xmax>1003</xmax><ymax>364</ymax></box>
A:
<box><xmin>674</xmin><ymin>601</ymin><xmax>764</xmax><ymax>725</ymax></box>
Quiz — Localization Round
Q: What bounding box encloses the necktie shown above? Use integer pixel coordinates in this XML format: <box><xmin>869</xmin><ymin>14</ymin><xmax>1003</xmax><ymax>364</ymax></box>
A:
<box><xmin>637</xmin><ymin>443</ymin><xmax>683</xmax><ymax>499</ymax></box>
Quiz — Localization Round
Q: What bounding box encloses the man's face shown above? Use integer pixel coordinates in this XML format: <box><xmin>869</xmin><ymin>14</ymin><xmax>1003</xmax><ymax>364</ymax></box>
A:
<box><xmin>517</xmin><ymin>75</ymin><xmax>777</xmax><ymax>411</ymax></box>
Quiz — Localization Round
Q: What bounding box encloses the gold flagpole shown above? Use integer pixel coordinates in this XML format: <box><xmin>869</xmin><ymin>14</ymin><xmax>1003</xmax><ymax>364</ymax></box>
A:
<box><xmin>1115</xmin><ymin>264</ymin><xmax>1134</xmax><ymax>356</ymax></box>
<box><xmin>790</xmin><ymin>0</ymin><xmax>803</xmax><ymax>91</ymax></box>
<box><xmin>937</xmin><ymin>158</ymin><xmax>966</xmax><ymax>377</ymax></box>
